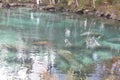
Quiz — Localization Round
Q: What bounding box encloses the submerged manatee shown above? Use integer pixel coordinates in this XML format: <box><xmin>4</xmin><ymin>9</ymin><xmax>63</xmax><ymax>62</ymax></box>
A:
<box><xmin>57</xmin><ymin>50</ymin><xmax>81</xmax><ymax>70</ymax></box>
<box><xmin>80</xmin><ymin>31</ymin><xmax>104</xmax><ymax>39</ymax></box>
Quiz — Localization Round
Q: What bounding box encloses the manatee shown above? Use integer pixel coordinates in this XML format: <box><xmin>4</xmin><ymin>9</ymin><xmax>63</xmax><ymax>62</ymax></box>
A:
<box><xmin>80</xmin><ymin>31</ymin><xmax>104</xmax><ymax>39</ymax></box>
<box><xmin>57</xmin><ymin>50</ymin><xmax>73</xmax><ymax>61</ymax></box>
<box><xmin>57</xmin><ymin>50</ymin><xmax>81</xmax><ymax>70</ymax></box>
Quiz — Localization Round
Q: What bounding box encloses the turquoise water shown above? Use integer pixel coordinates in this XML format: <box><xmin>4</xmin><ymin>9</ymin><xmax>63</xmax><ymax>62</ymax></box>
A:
<box><xmin>0</xmin><ymin>8</ymin><xmax>120</xmax><ymax>80</ymax></box>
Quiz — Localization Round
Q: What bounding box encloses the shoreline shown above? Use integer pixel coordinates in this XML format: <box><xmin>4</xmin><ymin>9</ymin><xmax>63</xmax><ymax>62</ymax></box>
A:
<box><xmin>31</xmin><ymin>5</ymin><xmax>120</xmax><ymax>22</ymax></box>
<box><xmin>0</xmin><ymin>2</ymin><xmax>120</xmax><ymax>22</ymax></box>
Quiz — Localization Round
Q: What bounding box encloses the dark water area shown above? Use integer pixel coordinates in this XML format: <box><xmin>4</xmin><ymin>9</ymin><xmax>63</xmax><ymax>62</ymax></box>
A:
<box><xmin>0</xmin><ymin>8</ymin><xmax>120</xmax><ymax>80</ymax></box>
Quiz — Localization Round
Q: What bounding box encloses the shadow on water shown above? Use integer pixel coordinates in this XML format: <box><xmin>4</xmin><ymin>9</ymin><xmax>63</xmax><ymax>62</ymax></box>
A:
<box><xmin>0</xmin><ymin>8</ymin><xmax>120</xmax><ymax>80</ymax></box>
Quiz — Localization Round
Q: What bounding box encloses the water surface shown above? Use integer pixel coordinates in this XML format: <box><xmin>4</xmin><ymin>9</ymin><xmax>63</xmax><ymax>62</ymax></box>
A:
<box><xmin>0</xmin><ymin>8</ymin><xmax>120</xmax><ymax>80</ymax></box>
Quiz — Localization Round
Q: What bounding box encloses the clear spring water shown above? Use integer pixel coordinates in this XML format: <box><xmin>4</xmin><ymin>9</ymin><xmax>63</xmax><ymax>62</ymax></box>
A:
<box><xmin>0</xmin><ymin>8</ymin><xmax>120</xmax><ymax>80</ymax></box>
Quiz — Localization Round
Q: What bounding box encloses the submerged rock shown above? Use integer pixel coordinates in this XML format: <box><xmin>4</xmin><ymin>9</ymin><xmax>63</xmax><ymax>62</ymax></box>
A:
<box><xmin>2</xmin><ymin>3</ymin><xmax>10</xmax><ymax>8</ymax></box>
<box><xmin>105</xmin><ymin>75</ymin><xmax>118</xmax><ymax>80</ymax></box>
<box><xmin>108</xmin><ymin>56</ymin><xmax>120</xmax><ymax>69</ymax></box>
<box><xmin>32</xmin><ymin>41</ymin><xmax>52</xmax><ymax>46</ymax></box>
<box><xmin>83</xmin><ymin>56</ymin><xmax>120</xmax><ymax>80</ymax></box>
<box><xmin>104</xmin><ymin>56</ymin><xmax>120</xmax><ymax>80</ymax></box>
<box><xmin>75</xmin><ymin>9</ymin><xmax>84</xmax><ymax>14</ymax></box>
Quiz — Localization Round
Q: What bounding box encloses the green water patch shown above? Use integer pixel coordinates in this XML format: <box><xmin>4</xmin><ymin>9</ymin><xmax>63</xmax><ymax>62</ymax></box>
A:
<box><xmin>0</xmin><ymin>30</ymin><xmax>18</xmax><ymax>45</ymax></box>
<box><xmin>55</xmin><ymin>55</ymin><xmax>70</xmax><ymax>73</ymax></box>
<box><xmin>93</xmin><ymin>51</ymin><xmax>112</xmax><ymax>60</ymax></box>
<box><xmin>107</xmin><ymin>37</ymin><xmax>120</xmax><ymax>44</ymax></box>
<box><xmin>6</xmin><ymin>52</ymin><xmax>17</xmax><ymax>62</ymax></box>
<box><xmin>82</xmin><ymin>56</ymin><xmax>93</xmax><ymax>65</ymax></box>
<box><xmin>0</xmin><ymin>8</ymin><xmax>119</xmax><ymax>80</ymax></box>
<box><xmin>101</xmin><ymin>41</ymin><xmax>120</xmax><ymax>50</ymax></box>
<box><xmin>3</xmin><ymin>17</ymin><xmax>37</xmax><ymax>28</ymax></box>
